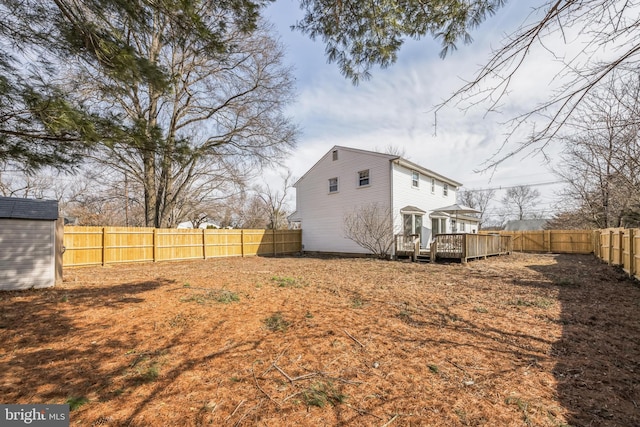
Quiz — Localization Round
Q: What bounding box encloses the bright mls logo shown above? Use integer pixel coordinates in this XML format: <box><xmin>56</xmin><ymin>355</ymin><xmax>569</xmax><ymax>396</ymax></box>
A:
<box><xmin>1</xmin><ymin>404</ymin><xmax>69</xmax><ymax>426</ymax></box>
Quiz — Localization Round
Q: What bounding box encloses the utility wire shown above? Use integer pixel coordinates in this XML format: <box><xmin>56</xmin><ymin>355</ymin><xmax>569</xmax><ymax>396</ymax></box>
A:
<box><xmin>461</xmin><ymin>180</ymin><xmax>564</xmax><ymax>192</ymax></box>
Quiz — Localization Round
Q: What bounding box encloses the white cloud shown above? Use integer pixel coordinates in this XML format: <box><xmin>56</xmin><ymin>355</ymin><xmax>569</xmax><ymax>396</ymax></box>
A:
<box><xmin>262</xmin><ymin>0</ymin><xmax>582</xmax><ymax>218</ymax></box>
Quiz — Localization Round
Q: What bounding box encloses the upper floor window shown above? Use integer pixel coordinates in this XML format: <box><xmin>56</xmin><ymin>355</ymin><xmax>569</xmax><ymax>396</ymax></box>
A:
<box><xmin>329</xmin><ymin>177</ymin><xmax>338</xmax><ymax>193</ymax></box>
<box><xmin>411</xmin><ymin>171</ymin><xmax>419</xmax><ymax>187</ymax></box>
<box><xmin>443</xmin><ymin>183</ymin><xmax>448</xmax><ymax>197</ymax></box>
<box><xmin>332</xmin><ymin>150</ymin><xmax>338</xmax><ymax>161</ymax></box>
<box><xmin>431</xmin><ymin>178</ymin><xmax>436</xmax><ymax>193</ymax></box>
<box><xmin>358</xmin><ymin>169</ymin><xmax>370</xmax><ymax>187</ymax></box>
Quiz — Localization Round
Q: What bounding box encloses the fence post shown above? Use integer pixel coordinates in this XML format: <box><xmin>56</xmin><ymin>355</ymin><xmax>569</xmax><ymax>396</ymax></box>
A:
<box><xmin>545</xmin><ymin>230</ymin><xmax>551</xmax><ymax>252</ymax></box>
<box><xmin>55</xmin><ymin>218</ymin><xmax>64</xmax><ymax>284</ymax></box>
<box><xmin>153</xmin><ymin>228</ymin><xmax>158</xmax><ymax>262</ymax></box>
<box><xmin>628</xmin><ymin>229</ymin><xmax>635</xmax><ymax>278</ymax></box>
<box><xmin>202</xmin><ymin>229</ymin><xmax>207</xmax><ymax>259</ymax></box>
<box><xmin>101</xmin><ymin>227</ymin><xmax>107</xmax><ymax>266</ymax></box>
<box><xmin>461</xmin><ymin>234</ymin><xmax>468</xmax><ymax>263</ymax></box>
<box><xmin>241</xmin><ymin>229</ymin><xmax>245</xmax><ymax>257</ymax></box>
<box><xmin>273</xmin><ymin>228</ymin><xmax>277</xmax><ymax>256</ymax></box>
<box><xmin>608</xmin><ymin>229</ymin><xmax>614</xmax><ymax>265</ymax></box>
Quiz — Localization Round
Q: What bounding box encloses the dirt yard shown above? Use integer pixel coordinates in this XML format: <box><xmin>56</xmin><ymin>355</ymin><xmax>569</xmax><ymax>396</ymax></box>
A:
<box><xmin>1</xmin><ymin>253</ymin><xmax>639</xmax><ymax>426</ymax></box>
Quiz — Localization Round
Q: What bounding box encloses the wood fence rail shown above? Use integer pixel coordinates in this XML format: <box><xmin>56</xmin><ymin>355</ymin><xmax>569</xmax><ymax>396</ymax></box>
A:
<box><xmin>479</xmin><ymin>230</ymin><xmax>594</xmax><ymax>254</ymax></box>
<box><xmin>593</xmin><ymin>228</ymin><xmax>640</xmax><ymax>281</ymax></box>
<box><xmin>480</xmin><ymin>228</ymin><xmax>639</xmax><ymax>280</ymax></box>
<box><xmin>63</xmin><ymin>227</ymin><xmax>302</xmax><ymax>267</ymax></box>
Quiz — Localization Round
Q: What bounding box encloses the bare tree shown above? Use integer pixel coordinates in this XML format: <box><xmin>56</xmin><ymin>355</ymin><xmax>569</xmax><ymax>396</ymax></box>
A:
<box><xmin>545</xmin><ymin>210</ymin><xmax>594</xmax><ymax>230</ymax></box>
<box><xmin>439</xmin><ymin>1</ymin><xmax>640</xmax><ymax>169</ymax></box>
<box><xmin>501</xmin><ymin>185</ymin><xmax>541</xmax><ymax>221</ymax></box>
<box><xmin>343</xmin><ymin>203</ymin><xmax>395</xmax><ymax>258</ymax></box>
<box><xmin>254</xmin><ymin>170</ymin><xmax>294</xmax><ymax>229</ymax></box>
<box><xmin>0</xmin><ymin>171</ymin><xmax>53</xmax><ymax>199</ymax></box>
<box><xmin>60</xmin><ymin>169</ymin><xmax>146</xmax><ymax>226</ymax></box>
<box><xmin>375</xmin><ymin>145</ymin><xmax>407</xmax><ymax>158</ymax></box>
<box><xmin>554</xmin><ymin>72</ymin><xmax>640</xmax><ymax>228</ymax></box>
<box><xmin>458</xmin><ymin>188</ymin><xmax>496</xmax><ymax>228</ymax></box>
<box><xmin>62</xmin><ymin>3</ymin><xmax>296</xmax><ymax>227</ymax></box>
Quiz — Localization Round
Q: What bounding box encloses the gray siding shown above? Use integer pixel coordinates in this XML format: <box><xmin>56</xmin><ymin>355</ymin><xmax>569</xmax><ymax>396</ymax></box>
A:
<box><xmin>0</xmin><ymin>219</ymin><xmax>55</xmax><ymax>290</ymax></box>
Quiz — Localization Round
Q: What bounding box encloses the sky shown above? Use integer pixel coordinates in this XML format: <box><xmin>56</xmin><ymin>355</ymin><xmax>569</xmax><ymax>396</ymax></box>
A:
<box><xmin>261</xmin><ymin>0</ymin><xmax>572</xmax><ymax>223</ymax></box>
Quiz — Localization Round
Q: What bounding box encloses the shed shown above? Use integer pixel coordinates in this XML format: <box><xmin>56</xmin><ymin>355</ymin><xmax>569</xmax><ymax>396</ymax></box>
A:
<box><xmin>0</xmin><ymin>196</ymin><xmax>61</xmax><ymax>290</ymax></box>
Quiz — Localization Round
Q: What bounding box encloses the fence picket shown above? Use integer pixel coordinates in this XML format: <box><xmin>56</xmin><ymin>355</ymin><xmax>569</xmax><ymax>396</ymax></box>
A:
<box><xmin>63</xmin><ymin>227</ymin><xmax>302</xmax><ymax>267</ymax></box>
<box><xmin>480</xmin><ymin>228</ymin><xmax>639</xmax><ymax>279</ymax></box>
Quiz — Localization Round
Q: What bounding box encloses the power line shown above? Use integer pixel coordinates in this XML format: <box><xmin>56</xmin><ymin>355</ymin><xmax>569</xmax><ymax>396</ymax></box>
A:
<box><xmin>462</xmin><ymin>180</ymin><xmax>564</xmax><ymax>192</ymax></box>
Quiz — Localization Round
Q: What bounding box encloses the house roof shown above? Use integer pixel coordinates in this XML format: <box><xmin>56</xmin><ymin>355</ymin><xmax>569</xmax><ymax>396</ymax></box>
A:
<box><xmin>432</xmin><ymin>203</ymin><xmax>480</xmax><ymax>214</ymax></box>
<box><xmin>287</xmin><ymin>211</ymin><xmax>301</xmax><ymax>221</ymax></box>
<box><xmin>294</xmin><ymin>145</ymin><xmax>464</xmax><ymax>188</ymax></box>
<box><xmin>394</xmin><ymin>158</ymin><xmax>463</xmax><ymax>188</ymax></box>
<box><xmin>0</xmin><ymin>196</ymin><xmax>58</xmax><ymax>220</ymax></box>
<box><xmin>294</xmin><ymin>145</ymin><xmax>398</xmax><ymax>187</ymax></box>
<box><xmin>400</xmin><ymin>205</ymin><xmax>427</xmax><ymax>214</ymax></box>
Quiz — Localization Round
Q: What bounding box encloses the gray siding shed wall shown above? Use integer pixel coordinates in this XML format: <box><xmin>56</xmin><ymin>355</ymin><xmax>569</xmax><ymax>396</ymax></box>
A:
<box><xmin>0</xmin><ymin>197</ymin><xmax>58</xmax><ymax>290</ymax></box>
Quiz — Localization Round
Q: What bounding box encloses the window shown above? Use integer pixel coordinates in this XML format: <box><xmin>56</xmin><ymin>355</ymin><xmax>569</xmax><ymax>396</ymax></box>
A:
<box><xmin>404</xmin><ymin>214</ymin><xmax>423</xmax><ymax>236</ymax></box>
<box><xmin>451</xmin><ymin>219</ymin><xmax>457</xmax><ymax>232</ymax></box>
<box><xmin>411</xmin><ymin>171</ymin><xmax>419</xmax><ymax>187</ymax></box>
<box><xmin>358</xmin><ymin>169</ymin><xmax>370</xmax><ymax>186</ymax></box>
<box><xmin>332</xmin><ymin>150</ymin><xmax>338</xmax><ymax>161</ymax></box>
<box><xmin>431</xmin><ymin>178</ymin><xmax>436</xmax><ymax>193</ymax></box>
<box><xmin>432</xmin><ymin>218</ymin><xmax>447</xmax><ymax>235</ymax></box>
<box><xmin>443</xmin><ymin>183</ymin><xmax>448</xmax><ymax>197</ymax></box>
<box><xmin>328</xmin><ymin>177</ymin><xmax>338</xmax><ymax>193</ymax></box>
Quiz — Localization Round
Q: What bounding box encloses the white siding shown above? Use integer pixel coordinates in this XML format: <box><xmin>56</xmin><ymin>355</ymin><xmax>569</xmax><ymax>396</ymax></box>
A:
<box><xmin>391</xmin><ymin>162</ymin><xmax>458</xmax><ymax>245</ymax></box>
<box><xmin>0</xmin><ymin>219</ymin><xmax>55</xmax><ymax>290</ymax></box>
<box><xmin>294</xmin><ymin>148</ymin><xmax>393</xmax><ymax>253</ymax></box>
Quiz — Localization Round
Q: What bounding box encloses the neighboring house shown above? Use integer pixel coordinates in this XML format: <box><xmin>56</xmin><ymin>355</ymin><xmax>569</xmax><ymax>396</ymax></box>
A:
<box><xmin>290</xmin><ymin>146</ymin><xmax>480</xmax><ymax>255</ymax></box>
<box><xmin>503</xmin><ymin>219</ymin><xmax>550</xmax><ymax>231</ymax></box>
<box><xmin>177</xmin><ymin>221</ymin><xmax>221</xmax><ymax>229</ymax></box>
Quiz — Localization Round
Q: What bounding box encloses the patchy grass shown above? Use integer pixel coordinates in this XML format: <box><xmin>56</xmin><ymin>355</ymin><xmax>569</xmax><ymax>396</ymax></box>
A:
<box><xmin>180</xmin><ymin>289</ymin><xmax>239</xmax><ymax>304</ymax></box>
<box><xmin>263</xmin><ymin>312</ymin><xmax>290</xmax><ymax>332</ymax></box>
<box><xmin>271</xmin><ymin>276</ymin><xmax>305</xmax><ymax>288</ymax></box>
<box><xmin>66</xmin><ymin>396</ymin><xmax>89</xmax><ymax>411</ymax></box>
<box><xmin>300</xmin><ymin>381</ymin><xmax>347</xmax><ymax>408</ymax></box>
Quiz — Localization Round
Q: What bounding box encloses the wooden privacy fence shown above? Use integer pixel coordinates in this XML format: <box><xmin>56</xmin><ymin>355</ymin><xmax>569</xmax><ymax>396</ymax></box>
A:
<box><xmin>480</xmin><ymin>230</ymin><xmax>594</xmax><ymax>254</ymax></box>
<box><xmin>594</xmin><ymin>228</ymin><xmax>640</xmax><ymax>281</ymax></box>
<box><xmin>63</xmin><ymin>227</ymin><xmax>302</xmax><ymax>267</ymax></box>
<box><xmin>479</xmin><ymin>228</ymin><xmax>639</xmax><ymax>280</ymax></box>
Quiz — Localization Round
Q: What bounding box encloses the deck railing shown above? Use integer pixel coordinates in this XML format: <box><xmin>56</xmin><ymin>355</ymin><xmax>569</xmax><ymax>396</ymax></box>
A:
<box><xmin>431</xmin><ymin>233</ymin><xmax>512</xmax><ymax>263</ymax></box>
<box><xmin>394</xmin><ymin>234</ymin><xmax>420</xmax><ymax>261</ymax></box>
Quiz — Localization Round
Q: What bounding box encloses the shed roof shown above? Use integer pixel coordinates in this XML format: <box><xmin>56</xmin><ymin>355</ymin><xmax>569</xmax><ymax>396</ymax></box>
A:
<box><xmin>0</xmin><ymin>196</ymin><xmax>59</xmax><ymax>220</ymax></box>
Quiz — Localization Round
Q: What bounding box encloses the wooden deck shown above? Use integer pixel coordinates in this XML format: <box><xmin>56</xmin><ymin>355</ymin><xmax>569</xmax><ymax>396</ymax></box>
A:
<box><xmin>395</xmin><ymin>233</ymin><xmax>512</xmax><ymax>263</ymax></box>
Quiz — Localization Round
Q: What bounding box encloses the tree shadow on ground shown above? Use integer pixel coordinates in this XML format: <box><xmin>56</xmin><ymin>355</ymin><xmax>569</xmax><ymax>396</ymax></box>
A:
<box><xmin>527</xmin><ymin>254</ymin><xmax>640</xmax><ymax>427</ymax></box>
<box><xmin>0</xmin><ymin>279</ymin><xmax>174</xmax><ymax>403</ymax></box>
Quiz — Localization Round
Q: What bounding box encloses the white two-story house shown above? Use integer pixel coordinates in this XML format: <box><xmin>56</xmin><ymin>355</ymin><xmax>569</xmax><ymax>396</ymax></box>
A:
<box><xmin>289</xmin><ymin>146</ymin><xmax>480</xmax><ymax>255</ymax></box>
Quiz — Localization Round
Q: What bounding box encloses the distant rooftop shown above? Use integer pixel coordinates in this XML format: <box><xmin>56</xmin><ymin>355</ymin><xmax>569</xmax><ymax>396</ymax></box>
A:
<box><xmin>503</xmin><ymin>219</ymin><xmax>549</xmax><ymax>231</ymax></box>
